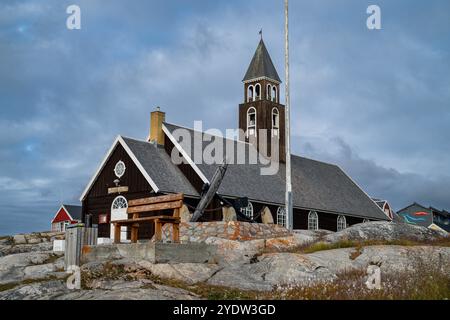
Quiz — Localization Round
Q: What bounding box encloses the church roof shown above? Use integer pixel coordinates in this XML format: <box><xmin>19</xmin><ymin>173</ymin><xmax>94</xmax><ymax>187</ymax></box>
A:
<box><xmin>163</xmin><ymin>122</ymin><xmax>389</xmax><ymax>221</ymax></box>
<box><xmin>243</xmin><ymin>39</ymin><xmax>281</xmax><ymax>83</ymax></box>
<box><xmin>121</xmin><ymin>137</ymin><xmax>199</xmax><ymax>198</ymax></box>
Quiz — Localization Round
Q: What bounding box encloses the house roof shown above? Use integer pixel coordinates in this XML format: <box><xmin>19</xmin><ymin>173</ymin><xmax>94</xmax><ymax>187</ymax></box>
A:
<box><xmin>121</xmin><ymin>137</ymin><xmax>199</xmax><ymax>198</ymax></box>
<box><xmin>243</xmin><ymin>39</ymin><xmax>281</xmax><ymax>83</ymax></box>
<box><xmin>163</xmin><ymin>122</ymin><xmax>389</xmax><ymax>221</ymax></box>
<box><xmin>63</xmin><ymin>205</ymin><xmax>82</xmax><ymax>220</ymax></box>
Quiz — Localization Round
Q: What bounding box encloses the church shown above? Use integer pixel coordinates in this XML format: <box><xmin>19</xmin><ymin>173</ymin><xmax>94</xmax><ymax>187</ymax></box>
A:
<box><xmin>79</xmin><ymin>39</ymin><xmax>390</xmax><ymax>239</ymax></box>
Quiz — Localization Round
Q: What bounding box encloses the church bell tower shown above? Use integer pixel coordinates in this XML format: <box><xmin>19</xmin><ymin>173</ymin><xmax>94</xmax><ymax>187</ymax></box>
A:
<box><xmin>239</xmin><ymin>38</ymin><xmax>286</xmax><ymax>162</ymax></box>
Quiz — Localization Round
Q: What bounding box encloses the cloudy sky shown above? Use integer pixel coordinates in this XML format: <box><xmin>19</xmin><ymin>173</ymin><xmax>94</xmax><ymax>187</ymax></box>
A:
<box><xmin>1</xmin><ymin>0</ymin><xmax>449</xmax><ymax>235</ymax></box>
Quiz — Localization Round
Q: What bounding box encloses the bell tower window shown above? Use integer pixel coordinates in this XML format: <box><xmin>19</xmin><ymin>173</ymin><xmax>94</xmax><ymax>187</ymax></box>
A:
<box><xmin>267</xmin><ymin>84</ymin><xmax>272</xmax><ymax>100</ymax></box>
<box><xmin>247</xmin><ymin>107</ymin><xmax>257</xmax><ymax>137</ymax></box>
<box><xmin>247</xmin><ymin>85</ymin><xmax>254</xmax><ymax>102</ymax></box>
<box><xmin>255</xmin><ymin>83</ymin><xmax>261</xmax><ymax>100</ymax></box>
<box><xmin>272</xmin><ymin>86</ymin><xmax>277</xmax><ymax>102</ymax></box>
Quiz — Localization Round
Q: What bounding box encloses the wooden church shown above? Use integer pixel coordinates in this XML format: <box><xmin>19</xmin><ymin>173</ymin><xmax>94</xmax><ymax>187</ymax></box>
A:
<box><xmin>79</xmin><ymin>39</ymin><xmax>390</xmax><ymax>240</ymax></box>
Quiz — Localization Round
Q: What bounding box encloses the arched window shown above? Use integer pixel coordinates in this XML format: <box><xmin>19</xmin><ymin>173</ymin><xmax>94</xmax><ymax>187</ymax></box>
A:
<box><xmin>277</xmin><ymin>206</ymin><xmax>286</xmax><ymax>227</ymax></box>
<box><xmin>267</xmin><ymin>84</ymin><xmax>272</xmax><ymax>100</ymax></box>
<box><xmin>247</xmin><ymin>85</ymin><xmax>254</xmax><ymax>103</ymax></box>
<box><xmin>337</xmin><ymin>215</ymin><xmax>347</xmax><ymax>231</ymax></box>
<box><xmin>110</xmin><ymin>196</ymin><xmax>128</xmax><ymax>242</ymax></box>
<box><xmin>241</xmin><ymin>202</ymin><xmax>254</xmax><ymax>220</ymax></box>
<box><xmin>272</xmin><ymin>108</ymin><xmax>279</xmax><ymax>137</ymax></box>
<box><xmin>308</xmin><ymin>211</ymin><xmax>319</xmax><ymax>230</ymax></box>
<box><xmin>255</xmin><ymin>83</ymin><xmax>261</xmax><ymax>100</ymax></box>
<box><xmin>272</xmin><ymin>86</ymin><xmax>277</xmax><ymax>102</ymax></box>
<box><xmin>247</xmin><ymin>107</ymin><xmax>257</xmax><ymax>137</ymax></box>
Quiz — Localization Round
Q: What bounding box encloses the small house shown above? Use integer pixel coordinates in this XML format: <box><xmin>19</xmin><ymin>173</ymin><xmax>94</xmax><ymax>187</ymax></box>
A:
<box><xmin>51</xmin><ymin>204</ymin><xmax>82</xmax><ymax>232</ymax></box>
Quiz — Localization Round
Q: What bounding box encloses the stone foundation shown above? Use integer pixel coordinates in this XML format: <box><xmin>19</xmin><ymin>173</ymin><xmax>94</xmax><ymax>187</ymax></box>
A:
<box><xmin>161</xmin><ymin>221</ymin><xmax>291</xmax><ymax>242</ymax></box>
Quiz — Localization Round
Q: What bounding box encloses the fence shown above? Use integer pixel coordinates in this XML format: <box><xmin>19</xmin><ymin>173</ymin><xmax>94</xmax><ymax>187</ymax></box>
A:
<box><xmin>64</xmin><ymin>224</ymin><xmax>98</xmax><ymax>270</ymax></box>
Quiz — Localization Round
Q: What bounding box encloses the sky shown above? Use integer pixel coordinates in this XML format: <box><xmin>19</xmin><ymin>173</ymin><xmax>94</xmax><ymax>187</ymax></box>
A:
<box><xmin>1</xmin><ymin>0</ymin><xmax>449</xmax><ymax>235</ymax></box>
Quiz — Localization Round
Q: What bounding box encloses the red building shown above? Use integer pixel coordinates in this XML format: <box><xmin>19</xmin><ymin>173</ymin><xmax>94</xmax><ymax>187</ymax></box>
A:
<box><xmin>51</xmin><ymin>204</ymin><xmax>82</xmax><ymax>232</ymax></box>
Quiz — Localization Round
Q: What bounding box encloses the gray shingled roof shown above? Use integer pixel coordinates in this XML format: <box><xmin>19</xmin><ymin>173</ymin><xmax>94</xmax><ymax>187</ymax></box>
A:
<box><xmin>63</xmin><ymin>205</ymin><xmax>82</xmax><ymax>220</ymax></box>
<box><xmin>163</xmin><ymin>123</ymin><xmax>389</xmax><ymax>220</ymax></box>
<box><xmin>121</xmin><ymin>137</ymin><xmax>199</xmax><ymax>197</ymax></box>
<box><xmin>243</xmin><ymin>39</ymin><xmax>281</xmax><ymax>83</ymax></box>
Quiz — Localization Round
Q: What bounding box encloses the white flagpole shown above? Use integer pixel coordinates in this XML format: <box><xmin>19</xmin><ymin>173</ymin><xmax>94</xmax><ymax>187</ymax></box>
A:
<box><xmin>284</xmin><ymin>0</ymin><xmax>293</xmax><ymax>231</ymax></box>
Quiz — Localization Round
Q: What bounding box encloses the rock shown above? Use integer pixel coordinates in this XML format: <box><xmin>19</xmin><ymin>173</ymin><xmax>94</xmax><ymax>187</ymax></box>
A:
<box><xmin>222</xmin><ymin>206</ymin><xmax>237</xmax><ymax>222</ymax></box>
<box><xmin>260</xmin><ymin>207</ymin><xmax>274</xmax><ymax>224</ymax></box>
<box><xmin>253</xmin><ymin>253</ymin><xmax>336</xmax><ymax>286</ymax></box>
<box><xmin>23</xmin><ymin>264</ymin><xmax>57</xmax><ymax>280</ymax></box>
<box><xmin>138</xmin><ymin>261</ymin><xmax>221</xmax><ymax>284</ymax></box>
<box><xmin>0</xmin><ymin>237</ymin><xmax>13</xmax><ymax>246</ymax></box>
<box><xmin>0</xmin><ymin>280</ymin><xmax>69</xmax><ymax>300</ymax></box>
<box><xmin>324</xmin><ymin>221</ymin><xmax>447</xmax><ymax>243</ymax></box>
<box><xmin>205</xmin><ymin>237</ymin><xmax>265</xmax><ymax>265</ymax></box>
<box><xmin>27</xmin><ymin>237</ymin><xmax>42</xmax><ymax>244</ymax></box>
<box><xmin>179</xmin><ymin>205</ymin><xmax>192</xmax><ymax>223</ymax></box>
<box><xmin>207</xmin><ymin>265</ymin><xmax>273</xmax><ymax>292</ymax></box>
<box><xmin>13</xmin><ymin>234</ymin><xmax>27</xmax><ymax>245</ymax></box>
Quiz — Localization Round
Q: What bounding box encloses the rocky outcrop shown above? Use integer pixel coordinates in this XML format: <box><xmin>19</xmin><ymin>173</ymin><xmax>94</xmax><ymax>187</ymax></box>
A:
<box><xmin>323</xmin><ymin>221</ymin><xmax>447</xmax><ymax>243</ymax></box>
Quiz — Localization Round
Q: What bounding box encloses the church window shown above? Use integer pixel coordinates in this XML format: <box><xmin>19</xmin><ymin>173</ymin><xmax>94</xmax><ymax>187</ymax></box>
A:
<box><xmin>247</xmin><ymin>107</ymin><xmax>257</xmax><ymax>137</ymax></box>
<box><xmin>272</xmin><ymin>86</ymin><xmax>277</xmax><ymax>102</ymax></box>
<box><xmin>277</xmin><ymin>206</ymin><xmax>286</xmax><ymax>227</ymax></box>
<box><xmin>267</xmin><ymin>84</ymin><xmax>272</xmax><ymax>100</ymax></box>
<box><xmin>241</xmin><ymin>202</ymin><xmax>254</xmax><ymax>220</ymax></box>
<box><xmin>337</xmin><ymin>215</ymin><xmax>347</xmax><ymax>231</ymax></box>
<box><xmin>272</xmin><ymin>108</ymin><xmax>279</xmax><ymax>137</ymax></box>
<box><xmin>308</xmin><ymin>211</ymin><xmax>319</xmax><ymax>230</ymax></box>
<box><xmin>247</xmin><ymin>85</ymin><xmax>254</xmax><ymax>102</ymax></box>
<box><xmin>255</xmin><ymin>83</ymin><xmax>261</xmax><ymax>100</ymax></box>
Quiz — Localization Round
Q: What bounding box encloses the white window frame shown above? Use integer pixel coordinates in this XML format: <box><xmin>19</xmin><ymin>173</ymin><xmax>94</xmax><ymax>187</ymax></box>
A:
<box><xmin>277</xmin><ymin>206</ymin><xmax>286</xmax><ymax>227</ymax></box>
<box><xmin>272</xmin><ymin>107</ymin><xmax>279</xmax><ymax>138</ymax></box>
<box><xmin>114</xmin><ymin>160</ymin><xmax>126</xmax><ymax>178</ymax></box>
<box><xmin>308</xmin><ymin>211</ymin><xmax>319</xmax><ymax>230</ymax></box>
<box><xmin>337</xmin><ymin>215</ymin><xmax>347</xmax><ymax>231</ymax></box>
<box><xmin>241</xmin><ymin>202</ymin><xmax>254</xmax><ymax>220</ymax></box>
<box><xmin>272</xmin><ymin>86</ymin><xmax>277</xmax><ymax>102</ymax></box>
<box><xmin>267</xmin><ymin>84</ymin><xmax>272</xmax><ymax>100</ymax></box>
<box><xmin>247</xmin><ymin>107</ymin><xmax>257</xmax><ymax>138</ymax></box>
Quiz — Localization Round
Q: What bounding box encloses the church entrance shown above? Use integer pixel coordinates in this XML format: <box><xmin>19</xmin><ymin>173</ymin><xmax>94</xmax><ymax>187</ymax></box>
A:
<box><xmin>110</xmin><ymin>196</ymin><xmax>128</xmax><ymax>242</ymax></box>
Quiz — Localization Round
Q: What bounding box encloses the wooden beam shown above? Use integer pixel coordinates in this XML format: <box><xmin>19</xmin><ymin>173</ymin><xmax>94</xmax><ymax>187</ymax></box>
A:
<box><xmin>128</xmin><ymin>193</ymin><xmax>184</xmax><ymax>207</ymax></box>
<box><xmin>127</xmin><ymin>200</ymin><xmax>183</xmax><ymax>214</ymax></box>
<box><xmin>113</xmin><ymin>216</ymin><xmax>179</xmax><ymax>225</ymax></box>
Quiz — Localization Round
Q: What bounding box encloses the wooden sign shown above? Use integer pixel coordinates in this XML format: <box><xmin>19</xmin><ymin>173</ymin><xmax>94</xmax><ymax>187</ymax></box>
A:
<box><xmin>108</xmin><ymin>186</ymin><xmax>129</xmax><ymax>194</ymax></box>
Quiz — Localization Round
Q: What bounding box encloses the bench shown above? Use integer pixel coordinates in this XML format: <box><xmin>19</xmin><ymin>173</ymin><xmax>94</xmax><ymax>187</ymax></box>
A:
<box><xmin>112</xmin><ymin>193</ymin><xmax>184</xmax><ymax>244</ymax></box>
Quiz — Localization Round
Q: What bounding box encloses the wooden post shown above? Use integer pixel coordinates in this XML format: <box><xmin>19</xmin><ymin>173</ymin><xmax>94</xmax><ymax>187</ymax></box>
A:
<box><xmin>173</xmin><ymin>222</ymin><xmax>180</xmax><ymax>243</ymax></box>
<box><xmin>114</xmin><ymin>223</ymin><xmax>121</xmax><ymax>244</ymax></box>
<box><xmin>131</xmin><ymin>224</ymin><xmax>139</xmax><ymax>243</ymax></box>
<box><xmin>154</xmin><ymin>219</ymin><xmax>162</xmax><ymax>242</ymax></box>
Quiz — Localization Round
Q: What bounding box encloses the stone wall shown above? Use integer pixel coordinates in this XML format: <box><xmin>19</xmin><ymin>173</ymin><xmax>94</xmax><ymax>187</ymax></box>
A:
<box><xmin>161</xmin><ymin>221</ymin><xmax>291</xmax><ymax>242</ymax></box>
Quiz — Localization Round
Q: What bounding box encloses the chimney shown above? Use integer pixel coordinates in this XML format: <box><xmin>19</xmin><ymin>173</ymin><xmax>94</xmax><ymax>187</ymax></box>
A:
<box><xmin>149</xmin><ymin>107</ymin><xmax>165</xmax><ymax>145</ymax></box>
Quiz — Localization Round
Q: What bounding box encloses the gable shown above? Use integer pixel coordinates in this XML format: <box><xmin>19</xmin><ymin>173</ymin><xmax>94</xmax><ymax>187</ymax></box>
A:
<box><xmin>52</xmin><ymin>207</ymin><xmax>72</xmax><ymax>223</ymax></box>
<box><xmin>84</xmin><ymin>142</ymin><xmax>153</xmax><ymax>199</ymax></box>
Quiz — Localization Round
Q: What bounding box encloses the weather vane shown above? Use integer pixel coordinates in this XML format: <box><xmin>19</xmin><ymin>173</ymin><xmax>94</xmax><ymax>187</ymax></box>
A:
<box><xmin>259</xmin><ymin>28</ymin><xmax>263</xmax><ymax>40</ymax></box>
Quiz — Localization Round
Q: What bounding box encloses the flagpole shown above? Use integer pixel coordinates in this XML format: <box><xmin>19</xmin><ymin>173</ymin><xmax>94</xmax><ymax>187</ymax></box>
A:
<box><xmin>284</xmin><ymin>0</ymin><xmax>293</xmax><ymax>231</ymax></box>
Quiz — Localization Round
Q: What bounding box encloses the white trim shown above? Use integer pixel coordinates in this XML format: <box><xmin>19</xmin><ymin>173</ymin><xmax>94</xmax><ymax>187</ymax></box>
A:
<box><xmin>243</xmin><ymin>76</ymin><xmax>281</xmax><ymax>85</ymax></box>
<box><xmin>162</xmin><ymin>124</ymin><xmax>210</xmax><ymax>184</ymax></box>
<box><xmin>336</xmin><ymin>164</ymin><xmax>391</xmax><ymax>221</ymax></box>
<box><xmin>79</xmin><ymin>135</ymin><xmax>160</xmax><ymax>201</ymax></box>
